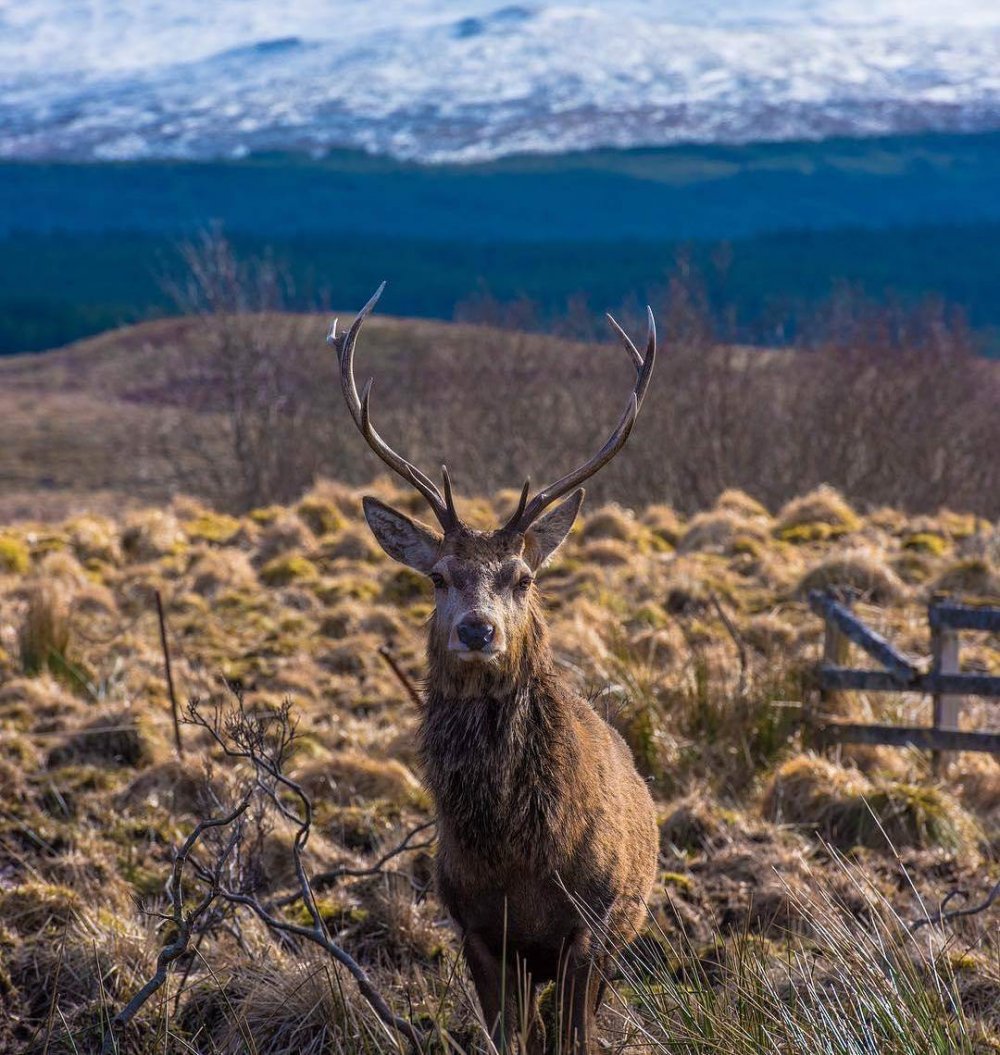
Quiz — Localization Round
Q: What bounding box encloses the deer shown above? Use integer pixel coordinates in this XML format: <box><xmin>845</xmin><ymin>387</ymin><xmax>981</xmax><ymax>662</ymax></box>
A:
<box><xmin>328</xmin><ymin>285</ymin><xmax>659</xmax><ymax>1055</ymax></box>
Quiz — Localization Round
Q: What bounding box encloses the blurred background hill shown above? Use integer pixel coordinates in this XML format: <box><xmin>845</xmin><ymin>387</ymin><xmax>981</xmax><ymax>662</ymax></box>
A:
<box><xmin>2</xmin><ymin>1</ymin><xmax>1000</xmax><ymax>355</ymax></box>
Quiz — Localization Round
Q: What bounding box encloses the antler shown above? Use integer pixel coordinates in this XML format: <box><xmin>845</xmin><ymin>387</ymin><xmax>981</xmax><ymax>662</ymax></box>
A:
<box><xmin>327</xmin><ymin>283</ymin><xmax>460</xmax><ymax>533</ymax></box>
<box><xmin>502</xmin><ymin>307</ymin><xmax>656</xmax><ymax>533</ymax></box>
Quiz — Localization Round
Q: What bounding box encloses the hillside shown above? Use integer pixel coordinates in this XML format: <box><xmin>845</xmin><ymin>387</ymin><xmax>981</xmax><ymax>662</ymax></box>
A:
<box><xmin>2</xmin><ymin>310</ymin><xmax>998</xmax><ymax>526</ymax></box>
<box><xmin>0</xmin><ymin>478</ymin><xmax>997</xmax><ymax>1051</ymax></box>
<box><xmin>4</xmin><ymin>135</ymin><xmax>1000</xmax><ymax>353</ymax></box>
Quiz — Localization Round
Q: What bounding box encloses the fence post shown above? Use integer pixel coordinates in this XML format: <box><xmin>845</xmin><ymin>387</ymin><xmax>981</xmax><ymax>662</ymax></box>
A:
<box><xmin>821</xmin><ymin>609</ymin><xmax>851</xmax><ymax>719</ymax></box>
<box><xmin>931</xmin><ymin>618</ymin><xmax>962</xmax><ymax>776</ymax></box>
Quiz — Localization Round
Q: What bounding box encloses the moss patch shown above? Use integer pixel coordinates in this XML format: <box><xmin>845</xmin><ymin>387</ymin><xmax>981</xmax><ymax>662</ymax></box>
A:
<box><xmin>0</xmin><ymin>535</ymin><xmax>30</xmax><ymax>574</ymax></box>
<box><xmin>259</xmin><ymin>552</ymin><xmax>319</xmax><ymax>587</ymax></box>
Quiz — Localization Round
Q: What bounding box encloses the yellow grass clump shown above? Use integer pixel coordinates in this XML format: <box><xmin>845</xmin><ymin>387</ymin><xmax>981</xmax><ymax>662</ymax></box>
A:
<box><xmin>187</xmin><ymin>546</ymin><xmax>259</xmax><ymax>597</ymax></box>
<box><xmin>713</xmin><ymin>488</ymin><xmax>771</xmax><ymax>521</ymax></box>
<box><xmin>797</xmin><ymin>550</ymin><xmax>907</xmax><ymax>604</ymax></box>
<box><xmin>47</xmin><ymin>709</ymin><xmax>161</xmax><ymax>769</ymax></box>
<box><xmin>296</xmin><ymin>751</ymin><xmax>423</xmax><ymax>807</ymax></box>
<box><xmin>121</xmin><ymin>509</ymin><xmax>184</xmax><ymax>561</ymax></box>
<box><xmin>641</xmin><ymin>503</ymin><xmax>683</xmax><ymax>547</ymax></box>
<box><xmin>0</xmin><ymin>533</ymin><xmax>30</xmax><ymax>574</ymax></box>
<box><xmin>259</xmin><ymin>552</ymin><xmax>320</xmax><ymax>587</ymax></box>
<box><xmin>931</xmin><ymin>557</ymin><xmax>1000</xmax><ymax>599</ymax></box>
<box><xmin>184</xmin><ymin>510</ymin><xmax>242</xmax><ymax>545</ymax></box>
<box><xmin>775</xmin><ymin>486</ymin><xmax>861</xmax><ymax>543</ymax></box>
<box><xmin>581</xmin><ymin>503</ymin><xmax>639</xmax><ymax>542</ymax></box>
<box><xmin>67</xmin><ymin>514</ymin><xmax>122</xmax><ymax>565</ymax></box>
<box><xmin>297</xmin><ymin>494</ymin><xmax>347</xmax><ymax>536</ymax></box>
<box><xmin>763</xmin><ymin>754</ymin><xmax>981</xmax><ymax>856</ymax></box>
<box><xmin>678</xmin><ymin>510</ymin><xmax>767</xmax><ymax>556</ymax></box>
<box><xmin>18</xmin><ymin>580</ymin><xmax>71</xmax><ymax>676</ymax></box>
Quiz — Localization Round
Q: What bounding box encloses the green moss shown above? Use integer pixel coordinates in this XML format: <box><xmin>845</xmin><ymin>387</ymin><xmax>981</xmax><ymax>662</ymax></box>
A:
<box><xmin>314</xmin><ymin>577</ymin><xmax>380</xmax><ymax>603</ymax></box>
<box><xmin>297</xmin><ymin>497</ymin><xmax>346</xmax><ymax>537</ymax></box>
<box><xmin>778</xmin><ymin>522</ymin><xmax>841</xmax><ymax>544</ymax></box>
<box><xmin>382</xmin><ymin>566</ymin><xmax>429</xmax><ymax>604</ymax></box>
<box><xmin>248</xmin><ymin>504</ymin><xmax>284</xmax><ymax>524</ymax></box>
<box><xmin>0</xmin><ymin>882</ymin><xmax>82</xmax><ymax>935</ymax></box>
<box><xmin>184</xmin><ymin>512</ymin><xmax>241</xmax><ymax>545</ymax></box>
<box><xmin>0</xmin><ymin>536</ymin><xmax>30</xmax><ymax>574</ymax></box>
<box><xmin>290</xmin><ymin>895</ymin><xmax>369</xmax><ymax>930</ymax></box>
<box><xmin>259</xmin><ymin>553</ymin><xmax>319</xmax><ymax>587</ymax></box>
<box><xmin>661</xmin><ymin>871</ymin><xmax>695</xmax><ymax>891</ymax></box>
<box><xmin>902</xmin><ymin>532</ymin><xmax>948</xmax><ymax>556</ymax></box>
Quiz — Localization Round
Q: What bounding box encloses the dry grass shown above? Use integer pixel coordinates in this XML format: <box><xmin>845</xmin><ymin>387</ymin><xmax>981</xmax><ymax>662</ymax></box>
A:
<box><xmin>0</xmin><ymin>480</ymin><xmax>997</xmax><ymax>1052</ymax></box>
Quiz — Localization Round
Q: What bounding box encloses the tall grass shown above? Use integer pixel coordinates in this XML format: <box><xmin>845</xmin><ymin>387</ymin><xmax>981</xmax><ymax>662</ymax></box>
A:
<box><xmin>600</xmin><ymin>873</ymin><xmax>988</xmax><ymax>1055</ymax></box>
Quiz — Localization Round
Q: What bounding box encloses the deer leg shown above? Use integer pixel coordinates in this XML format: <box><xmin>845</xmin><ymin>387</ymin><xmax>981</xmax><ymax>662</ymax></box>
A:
<box><xmin>464</xmin><ymin>932</ymin><xmax>518</xmax><ymax>1052</ymax></box>
<box><xmin>557</xmin><ymin>945</ymin><xmax>599</xmax><ymax>1055</ymax></box>
<box><xmin>520</xmin><ymin>980</ymin><xmax>545</xmax><ymax>1055</ymax></box>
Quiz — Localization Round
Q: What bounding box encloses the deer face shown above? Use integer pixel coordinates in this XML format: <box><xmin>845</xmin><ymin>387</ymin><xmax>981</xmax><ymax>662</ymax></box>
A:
<box><xmin>331</xmin><ymin>285</ymin><xmax>654</xmax><ymax>675</ymax></box>
<box><xmin>363</xmin><ymin>493</ymin><xmax>582</xmax><ymax>665</ymax></box>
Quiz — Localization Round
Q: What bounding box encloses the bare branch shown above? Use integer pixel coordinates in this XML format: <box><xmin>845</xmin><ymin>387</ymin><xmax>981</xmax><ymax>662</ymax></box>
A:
<box><xmin>379</xmin><ymin>644</ymin><xmax>425</xmax><ymax>710</ymax></box>
<box><xmin>270</xmin><ymin>819</ymin><xmax>437</xmax><ymax>908</ymax></box>
<box><xmin>101</xmin><ymin>794</ymin><xmax>252</xmax><ymax>1052</ymax></box>
<box><xmin>180</xmin><ymin>691</ymin><xmax>428</xmax><ymax>1051</ymax></box>
<box><xmin>911</xmin><ymin>879</ymin><xmax>1000</xmax><ymax>932</ymax></box>
<box><xmin>155</xmin><ymin>590</ymin><xmax>184</xmax><ymax>758</ymax></box>
<box><xmin>709</xmin><ymin>591</ymin><xmax>749</xmax><ymax>698</ymax></box>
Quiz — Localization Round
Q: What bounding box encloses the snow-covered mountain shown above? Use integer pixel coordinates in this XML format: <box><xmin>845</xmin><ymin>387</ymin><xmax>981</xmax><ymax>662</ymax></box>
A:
<box><xmin>2</xmin><ymin>1</ymin><xmax>999</xmax><ymax>163</ymax></box>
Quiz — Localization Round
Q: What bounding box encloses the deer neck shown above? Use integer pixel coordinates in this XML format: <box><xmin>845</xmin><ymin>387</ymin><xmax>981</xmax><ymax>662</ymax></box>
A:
<box><xmin>420</xmin><ymin>610</ymin><xmax>571</xmax><ymax>856</ymax></box>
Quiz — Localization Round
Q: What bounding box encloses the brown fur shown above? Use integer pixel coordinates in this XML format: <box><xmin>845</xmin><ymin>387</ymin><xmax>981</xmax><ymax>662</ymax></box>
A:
<box><xmin>367</xmin><ymin>515</ymin><xmax>658</xmax><ymax>1054</ymax></box>
<box><xmin>341</xmin><ymin>294</ymin><xmax>659</xmax><ymax>1052</ymax></box>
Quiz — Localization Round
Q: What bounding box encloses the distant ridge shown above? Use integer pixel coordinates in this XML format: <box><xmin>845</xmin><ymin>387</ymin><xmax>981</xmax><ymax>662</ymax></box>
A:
<box><xmin>2</xmin><ymin>0</ymin><xmax>999</xmax><ymax>162</ymax></box>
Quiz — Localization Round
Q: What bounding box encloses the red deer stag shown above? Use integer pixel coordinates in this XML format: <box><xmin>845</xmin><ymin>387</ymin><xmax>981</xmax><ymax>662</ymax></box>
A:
<box><xmin>328</xmin><ymin>286</ymin><xmax>658</xmax><ymax>1054</ymax></box>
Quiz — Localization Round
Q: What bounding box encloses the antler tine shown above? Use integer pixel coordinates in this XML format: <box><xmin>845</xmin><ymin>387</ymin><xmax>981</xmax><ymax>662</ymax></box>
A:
<box><xmin>508</xmin><ymin>308</ymin><xmax>657</xmax><ymax>533</ymax></box>
<box><xmin>441</xmin><ymin>465</ymin><xmax>459</xmax><ymax>526</ymax></box>
<box><xmin>334</xmin><ymin>285</ymin><xmax>459</xmax><ymax>532</ymax></box>
<box><xmin>501</xmin><ymin>477</ymin><xmax>531</xmax><ymax>532</ymax></box>
<box><xmin>605</xmin><ymin>313</ymin><xmax>643</xmax><ymax>373</ymax></box>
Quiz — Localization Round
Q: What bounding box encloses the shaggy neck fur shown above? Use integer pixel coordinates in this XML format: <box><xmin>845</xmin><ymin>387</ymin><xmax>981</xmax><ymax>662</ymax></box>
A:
<box><xmin>420</xmin><ymin>598</ymin><xmax>574</xmax><ymax>861</ymax></box>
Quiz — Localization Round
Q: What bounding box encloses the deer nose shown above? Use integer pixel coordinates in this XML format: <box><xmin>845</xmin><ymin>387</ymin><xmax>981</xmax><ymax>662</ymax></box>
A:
<box><xmin>456</xmin><ymin>618</ymin><xmax>495</xmax><ymax>651</ymax></box>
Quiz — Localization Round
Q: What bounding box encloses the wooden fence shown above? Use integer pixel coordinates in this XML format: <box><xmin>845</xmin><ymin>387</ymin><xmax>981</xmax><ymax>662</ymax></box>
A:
<box><xmin>809</xmin><ymin>590</ymin><xmax>1000</xmax><ymax>768</ymax></box>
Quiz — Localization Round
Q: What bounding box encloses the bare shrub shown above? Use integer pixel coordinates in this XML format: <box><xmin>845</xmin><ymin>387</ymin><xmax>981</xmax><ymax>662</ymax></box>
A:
<box><xmin>155</xmin><ymin>230</ymin><xmax>339</xmax><ymax>512</ymax></box>
<box><xmin>144</xmin><ymin>239</ymin><xmax>999</xmax><ymax>518</ymax></box>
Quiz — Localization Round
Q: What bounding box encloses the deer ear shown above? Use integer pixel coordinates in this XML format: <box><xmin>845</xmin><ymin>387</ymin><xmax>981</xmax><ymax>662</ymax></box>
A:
<box><xmin>363</xmin><ymin>497</ymin><xmax>441</xmax><ymax>573</ymax></box>
<box><xmin>524</xmin><ymin>489</ymin><xmax>584</xmax><ymax>570</ymax></box>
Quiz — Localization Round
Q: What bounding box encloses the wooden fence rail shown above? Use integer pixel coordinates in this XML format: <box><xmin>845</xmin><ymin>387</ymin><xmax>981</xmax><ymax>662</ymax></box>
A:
<box><xmin>808</xmin><ymin>590</ymin><xmax>1000</xmax><ymax>768</ymax></box>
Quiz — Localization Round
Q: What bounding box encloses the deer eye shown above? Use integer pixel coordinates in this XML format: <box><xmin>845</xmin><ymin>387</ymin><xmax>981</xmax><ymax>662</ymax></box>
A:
<box><xmin>429</xmin><ymin>572</ymin><xmax>446</xmax><ymax>589</ymax></box>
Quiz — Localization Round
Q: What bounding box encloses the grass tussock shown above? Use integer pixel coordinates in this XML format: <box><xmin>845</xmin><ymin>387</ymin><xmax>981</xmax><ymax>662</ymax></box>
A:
<box><xmin>18</xmin><ymin>580</ymin><xmax>70</xmax><ymax>676</ymax></box>
<box><xmin>776</xmin><ymin>485</ymin><xmax>861</xmax><ymax>543</ymax></box>
<box><xmin>763</xmin><ymin>755</ymin><xmax>981</xmax><ymax>856</ymax></box>
<box><xmin>797</xmin><ymin>549</ymin><xmax>908</xmax><ymax>604</ymax></box>
<box><xmin>1</xmin><ymin>481</ymin><xmax>997</xmax><ymax>1053</ymax></box>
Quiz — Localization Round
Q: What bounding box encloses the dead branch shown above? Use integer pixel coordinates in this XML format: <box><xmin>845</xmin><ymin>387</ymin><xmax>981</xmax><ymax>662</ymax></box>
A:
<box><xmin>100</xmin><ymin>795</ymin><xmax>251</xmax><ymax>1053</ymax></box>
<box><xmin>155</xmin><ymin>590</ymin><xmax>184</xmax><ymax>757</ymax></box>
<box><xmin>185</xmin><ymin>693</ymin><xmax>427</xmax><ymax>1051</ymax></box>
<box><xmin>709</xmin><ymin>591</ymin><xmax>749</xmax><ymax>698</ymax></box>
<box><xmin>270</xmin><ymin>819</ymin><xmax>437</xmax><ymax>908</ymax></box>
<box><xmin>911</xmin><ymin>878</ymin><xmax>1000</xmax><ymax>932</ymax></box>
<box><xmin>379</xmin><ymin>644</ymin><xmax>424</xmax><ymax>710</ymax></box>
